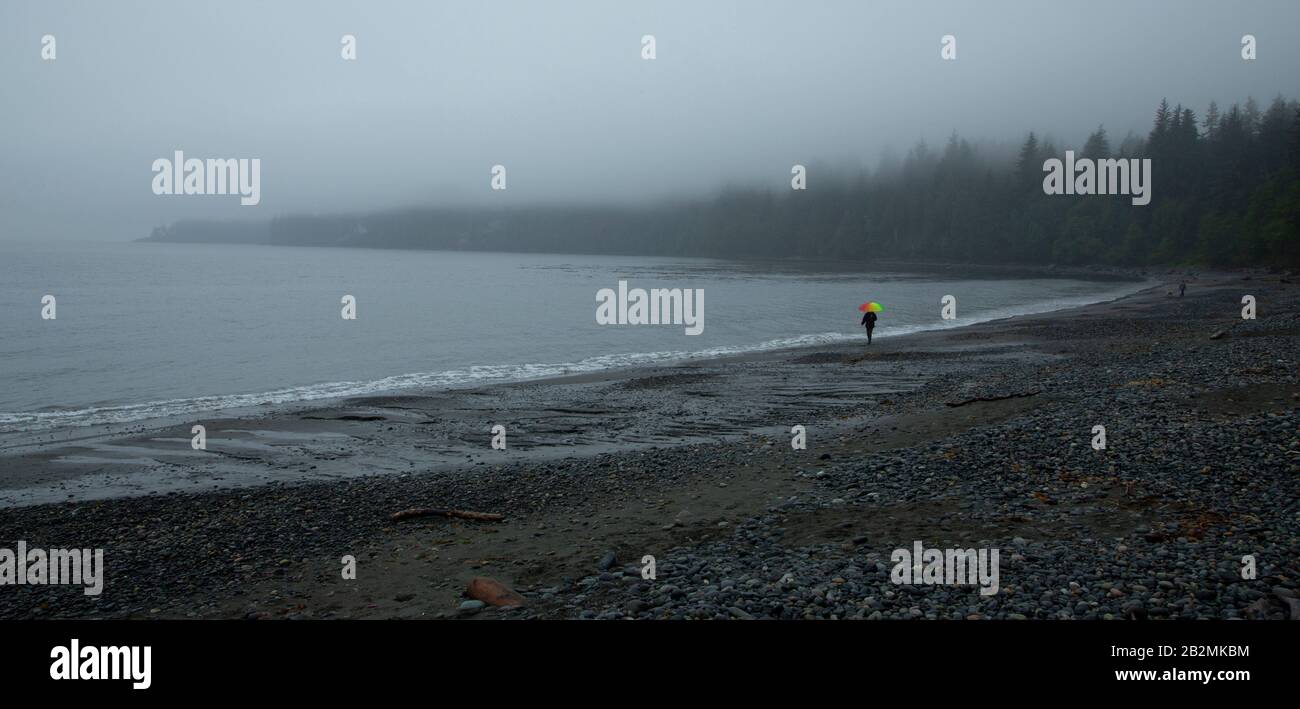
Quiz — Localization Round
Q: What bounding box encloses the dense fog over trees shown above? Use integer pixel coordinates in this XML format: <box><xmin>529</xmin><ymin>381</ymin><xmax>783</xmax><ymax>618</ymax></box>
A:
<box><xmin>151</xmin><ymin>95</ymin><xmax>1300</xmax><ymax>268</ymax></box>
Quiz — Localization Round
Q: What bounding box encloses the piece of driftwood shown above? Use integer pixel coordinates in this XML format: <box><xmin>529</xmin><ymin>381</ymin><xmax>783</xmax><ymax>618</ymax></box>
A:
<box><xmin>945</xmin><ymin>389</ymin><xmax>1040</xmax><ymax>407</ymax></box>
<box><xmin>389</xmin><ymin>508</ymin><xmax>504</xmax><ymax>522</ymax></box>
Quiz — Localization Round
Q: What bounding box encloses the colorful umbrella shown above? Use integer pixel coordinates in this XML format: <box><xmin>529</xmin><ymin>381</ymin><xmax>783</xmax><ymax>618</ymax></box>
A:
<box><xmin>858</xmin><ymin>302</ymin><xmax>883</xmax><ymax>313</ymax></box>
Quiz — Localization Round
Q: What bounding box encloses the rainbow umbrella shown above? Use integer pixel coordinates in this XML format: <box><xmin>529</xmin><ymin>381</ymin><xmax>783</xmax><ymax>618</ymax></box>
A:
<box><xmin>858</xmin><ymin>302</ymin><xmax>883</xmax><ymax>313</ymax></box>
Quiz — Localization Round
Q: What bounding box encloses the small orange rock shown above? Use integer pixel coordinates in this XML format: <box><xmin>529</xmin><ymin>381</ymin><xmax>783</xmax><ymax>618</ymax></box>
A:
<box><xmin>466</xmin><ymin>576</ymin><xmax>526</xmax><ymax>607</ymax></box>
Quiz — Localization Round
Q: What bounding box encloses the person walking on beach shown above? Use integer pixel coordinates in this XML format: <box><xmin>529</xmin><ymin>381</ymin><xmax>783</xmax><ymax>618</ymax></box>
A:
<box><xmin>1179</xmin><ymin>280</ymin><xmax>1186</xmax><ymax>297</ymax></box>
<box><xmin>861</xmin><ymin>309</ymin><xmax>877</xmax><ymax>344</ymax></box>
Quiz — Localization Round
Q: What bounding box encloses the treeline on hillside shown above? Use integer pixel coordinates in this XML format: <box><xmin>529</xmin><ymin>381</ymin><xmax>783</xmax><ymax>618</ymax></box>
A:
<box><xmin>146</xmin><ymin>95</ymin><xmax>1300</xmax><ymax>268</ymax></box>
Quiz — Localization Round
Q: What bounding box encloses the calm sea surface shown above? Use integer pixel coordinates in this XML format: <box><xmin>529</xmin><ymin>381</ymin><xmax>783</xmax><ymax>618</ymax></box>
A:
<box><xmin>0</xmin><ymin>240</ymin><xmax>1144</xmax><ymax>432</ymax></box>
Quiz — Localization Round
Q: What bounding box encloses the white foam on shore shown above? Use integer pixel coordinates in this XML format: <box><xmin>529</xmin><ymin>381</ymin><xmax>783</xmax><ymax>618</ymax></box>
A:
<box><xmin>0</xmin><ymin>280</ymin><xmax>1149</xmax><ymax>433</ymax></box>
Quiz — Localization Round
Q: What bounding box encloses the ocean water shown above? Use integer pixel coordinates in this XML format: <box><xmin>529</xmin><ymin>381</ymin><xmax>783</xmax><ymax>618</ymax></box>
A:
<box><xmin>0</xmin><ymin>240</ymin><xmax>1145</xmax><ymax>432</ymax></box>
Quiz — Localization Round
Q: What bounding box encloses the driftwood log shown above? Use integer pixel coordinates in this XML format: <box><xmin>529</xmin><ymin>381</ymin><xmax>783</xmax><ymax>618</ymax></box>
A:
<box><xmin>389</xmin><ymin>508</ymin><xmax>504</xmax><ymax>522</ymax></box>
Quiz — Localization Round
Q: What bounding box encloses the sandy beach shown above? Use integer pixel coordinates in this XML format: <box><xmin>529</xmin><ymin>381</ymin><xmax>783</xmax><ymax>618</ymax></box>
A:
<box><xmin>1</xmin><ymin>271</ymin><xmax>1296</xmax><ymax>620</ymax></box>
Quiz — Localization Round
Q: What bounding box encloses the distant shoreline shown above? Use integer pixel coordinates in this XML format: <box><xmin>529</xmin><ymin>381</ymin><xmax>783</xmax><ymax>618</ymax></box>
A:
<box><xmin>136</xmin><ymin>235</ymin><xmax>1158</xmax><ymax>283</ymax></box>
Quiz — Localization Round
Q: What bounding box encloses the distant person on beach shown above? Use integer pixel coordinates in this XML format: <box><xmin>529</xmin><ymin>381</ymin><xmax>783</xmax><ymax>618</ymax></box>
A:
<box><xmin>1179</xmin><ymin>280</ymin><xmax>1186</xmax><ymax>297</ymax></box>
<box><xmin>861</xmin><ymin>310</ymin><xmax>877</xmax><ymax>344</ymax></box>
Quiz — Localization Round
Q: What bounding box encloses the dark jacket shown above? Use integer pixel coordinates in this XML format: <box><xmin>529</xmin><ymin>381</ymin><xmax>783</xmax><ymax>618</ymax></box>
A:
<box><xmin>861</xmin><ymin>312</ymin><xmax>877</xmax><ymax>328</ymax></box>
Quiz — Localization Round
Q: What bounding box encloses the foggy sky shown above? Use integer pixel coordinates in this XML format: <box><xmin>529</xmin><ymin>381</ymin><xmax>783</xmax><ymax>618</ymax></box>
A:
<box><xmin>2</xmin><ymin>0</ymin><xmax>1298</xmax><ymax>241</ymax></box>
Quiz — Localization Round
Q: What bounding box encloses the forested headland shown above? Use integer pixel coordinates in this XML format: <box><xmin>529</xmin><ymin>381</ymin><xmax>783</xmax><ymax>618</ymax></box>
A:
<box><xmin>145</xmin><ymin>95</ymin><xmax>1300</xmax><ymax>269</ymax></box>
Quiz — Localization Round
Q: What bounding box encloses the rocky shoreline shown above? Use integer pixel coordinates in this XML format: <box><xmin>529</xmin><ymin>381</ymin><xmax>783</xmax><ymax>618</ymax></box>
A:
<box><xmin>2</xmin><ymin>273</ymin><xmax>1296</xmax><ymax>620</ymax></box>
